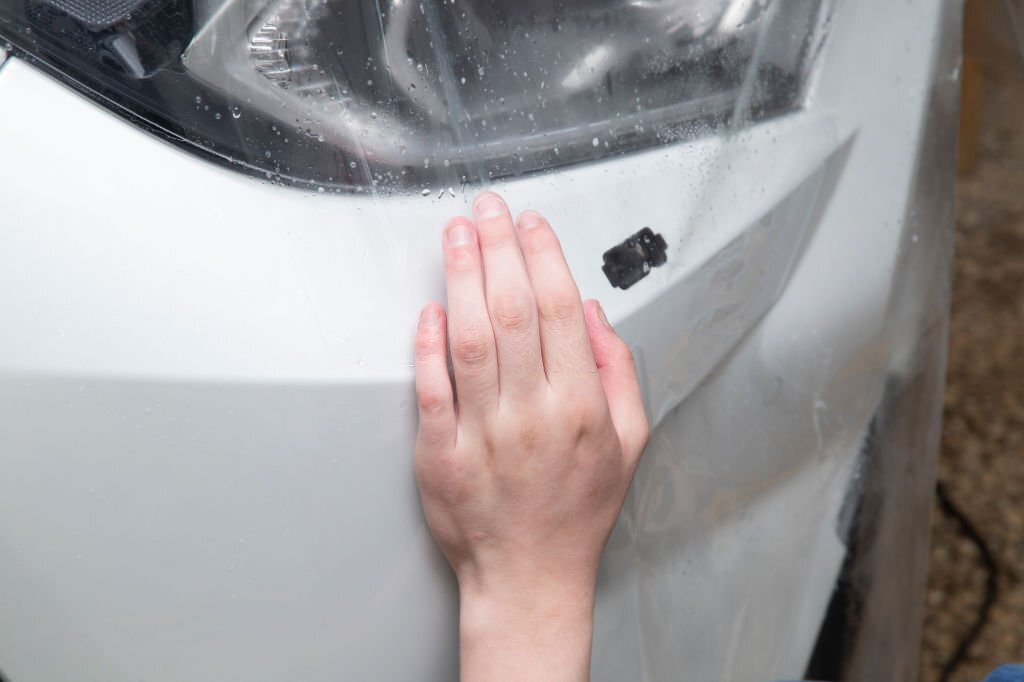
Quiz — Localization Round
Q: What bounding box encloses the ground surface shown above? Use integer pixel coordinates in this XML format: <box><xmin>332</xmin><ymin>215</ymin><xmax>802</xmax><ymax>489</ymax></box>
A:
<box><xmin>918</xmin><ymin>63</ymin><xmax>1024</xmax><ymax>682</ymax></box>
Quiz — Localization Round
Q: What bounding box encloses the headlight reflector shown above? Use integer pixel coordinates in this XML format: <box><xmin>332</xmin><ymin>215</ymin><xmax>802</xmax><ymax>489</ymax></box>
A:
<box><xmin>0</xmin><ymin>0</ymin><xmax>830</xmax><ymax>191</ymax></box>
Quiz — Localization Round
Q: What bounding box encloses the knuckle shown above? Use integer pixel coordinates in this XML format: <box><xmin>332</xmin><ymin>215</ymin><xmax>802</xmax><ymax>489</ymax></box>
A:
<box><xmin>445</xmin><ymin>247</ymin><xmax>478</xmax><ymax>274</ymax></box>
<box><xmin>563</xmin><ymin>395</ymin><xmax>603</xmax><ymax>431</ymax></box>
<box><xmin>451</xmin><ymin>328</ymin><xmax>493</xmax><ymax>366</ymax></box>
<box><xmin>440</xmin><ymin>460</ymin><xmax>475</xmax><ymax>504</ymax></box>
<box><xmin>516</xmin><ymin>422</ymin><xmax>542</xmax><ymax>451</ymax></box>
<box><xmin>478</xmin><ymin>227</ymin><xmax>515</xmax><ymax>251</ymax></box>
<box><xmin>416</xmin><ymin>386</ymin><xmax>450</xmax><ymax>417</ymax></box>
<box><xmin>490</xmin><ymin>292</ymin><xmax>536</xmax><ymax>333</ymax></box>
<box><xmin>537</xmin><ymin>292</ymin><xmax>581</xmax><ymax>325</ymax></box>
<box><xmin>416</xmin><ymin>451</ymin><xmax>468</xmax><ymax>497</ymax></box>
<box><xmin>415</xmin><ymin>330</ymin><xmax>442</xmax><ymax>360</ymax></box>
<box><xmin>519</xmin><ymin>223</ymin><xmax>558</xmax><ymax>255</ymax></box>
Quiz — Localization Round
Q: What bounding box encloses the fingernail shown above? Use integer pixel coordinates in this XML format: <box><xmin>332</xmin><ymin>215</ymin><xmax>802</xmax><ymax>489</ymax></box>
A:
<box><xmin>518</xmin><ymin>211</ymin><xmax>544</xmax><ymax>230</ymax></box>
<box><xmin>474</xmin><ymin>192</ymin><xmax>505</xmax><ymax>218</ymax></box>
<box><xmin>447</xmin><ymin>222</ymin><xmax>472</xmax><ymax>246</ymax></box>
<box><xmin>596</xmin><ymin>303</ymin><xmax>612</xmax><ymax>328</ymax></box>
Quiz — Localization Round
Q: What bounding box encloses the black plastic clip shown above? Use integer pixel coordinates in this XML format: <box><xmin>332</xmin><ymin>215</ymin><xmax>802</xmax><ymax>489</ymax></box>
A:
<box><xmin>601</xmin><ymin>227</ymin><xmax>668</xmax><ymax>290</ymax></box>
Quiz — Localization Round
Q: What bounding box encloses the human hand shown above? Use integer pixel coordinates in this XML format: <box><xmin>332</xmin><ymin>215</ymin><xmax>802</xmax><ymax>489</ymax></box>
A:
<box><xmin>413</xmin><ymin>192</ymin><xmax>649</xmax><ymax>681</ymax></box>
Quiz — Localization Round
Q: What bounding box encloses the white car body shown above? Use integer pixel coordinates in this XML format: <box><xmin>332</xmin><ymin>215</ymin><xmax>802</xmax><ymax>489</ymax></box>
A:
<box><xmin>0</xmin><ymin>0</ymin><xmax>958</xmax><ymax>680</ymax></box>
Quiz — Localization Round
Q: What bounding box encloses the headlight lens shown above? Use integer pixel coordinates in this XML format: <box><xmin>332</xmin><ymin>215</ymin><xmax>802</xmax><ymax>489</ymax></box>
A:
<box><xmin>0</xmin><ymin>0</ymin><xmax>830</xmax><ymax>192</ymax></box>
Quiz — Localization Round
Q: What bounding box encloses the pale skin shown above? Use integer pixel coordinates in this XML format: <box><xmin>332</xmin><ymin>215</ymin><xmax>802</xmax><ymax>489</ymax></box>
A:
<box><xmin>413</xmin><ymin>191</ymin><xmax>650</xmax><ymax>681</ymax></box>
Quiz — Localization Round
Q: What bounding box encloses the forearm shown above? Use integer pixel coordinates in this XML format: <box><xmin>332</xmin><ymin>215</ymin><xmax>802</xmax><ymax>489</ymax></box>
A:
<box><xmin>459</xmin><ymin>582</ymin><xmax>595</xmax><ymax>682</ymax></box>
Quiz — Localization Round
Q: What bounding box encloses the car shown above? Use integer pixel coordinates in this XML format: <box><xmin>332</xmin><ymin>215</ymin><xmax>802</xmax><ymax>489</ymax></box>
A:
<box><xmin>0</xmin><ymin>0</ymin><xmax>959</xmax><ymax>680</ymax></box>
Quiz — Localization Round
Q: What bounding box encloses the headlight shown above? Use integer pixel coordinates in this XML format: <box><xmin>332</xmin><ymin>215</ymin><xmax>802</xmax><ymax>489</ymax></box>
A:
<box><xmin>0</xmin><ymin>0</ymin><xmax>830</xmax><ymax>191</ymax></box>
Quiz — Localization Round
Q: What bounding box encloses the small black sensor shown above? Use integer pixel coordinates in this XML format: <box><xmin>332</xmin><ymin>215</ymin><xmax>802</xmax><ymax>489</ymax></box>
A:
<box><xmin>601</xmin><ymin>227</ymin><xmax>668</xmax><ymax>290</ymax></box>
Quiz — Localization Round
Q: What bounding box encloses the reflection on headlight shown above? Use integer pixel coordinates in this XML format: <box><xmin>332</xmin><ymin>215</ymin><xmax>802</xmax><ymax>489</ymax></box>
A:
<box><xmin>1</xmin><ymin>0</ymin><xmax>831</xmax><ymax>191</ymax></box>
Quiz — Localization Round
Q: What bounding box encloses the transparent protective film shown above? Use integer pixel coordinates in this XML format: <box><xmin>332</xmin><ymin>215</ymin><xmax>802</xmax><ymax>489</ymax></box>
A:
<box><xmin>588</xmin><ymin>0</ymin><xmax>959</xmax><ymax>678</ymax></box>
<box><xmin>798</xmin><ymin>3</ymin><xmax>962</xmax><ymax>679</ymax></box>
<box><xmin>0</xmin><ymin>0</ymin><xmax>958</xmax><ymax>681</ymax></box>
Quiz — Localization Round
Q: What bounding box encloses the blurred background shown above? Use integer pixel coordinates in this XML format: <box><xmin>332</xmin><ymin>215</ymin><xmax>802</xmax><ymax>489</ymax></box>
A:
<box><xmin>918</xmin><ymin>1</ymin><xmax>1024</xmax><ymax>680</ymax></box>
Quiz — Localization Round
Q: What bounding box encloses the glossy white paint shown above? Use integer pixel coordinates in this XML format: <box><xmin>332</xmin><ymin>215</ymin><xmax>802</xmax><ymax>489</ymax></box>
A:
<box><xmin>0</xmin><ymin>0</ymin><xmax>953</xmax><ymax>679</ymax></box>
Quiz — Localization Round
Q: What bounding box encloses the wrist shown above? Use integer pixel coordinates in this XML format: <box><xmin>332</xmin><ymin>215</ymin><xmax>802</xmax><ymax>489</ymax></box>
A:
<box><xmin>459</xmin><ymin>580</ymin><xmax>596</xmax><ymax>635</ymax></box>
<box><xmin>458</xmin><ymin>577</ymin><xmax>596</xmax><ymax>682</ymax></box>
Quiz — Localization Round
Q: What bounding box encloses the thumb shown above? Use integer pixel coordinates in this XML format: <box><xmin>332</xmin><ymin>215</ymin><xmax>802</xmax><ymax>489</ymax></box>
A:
<box><xmin>583</xmin><ymin>299</ymin><xmax>649</xmax><ymax>460</ymax></box>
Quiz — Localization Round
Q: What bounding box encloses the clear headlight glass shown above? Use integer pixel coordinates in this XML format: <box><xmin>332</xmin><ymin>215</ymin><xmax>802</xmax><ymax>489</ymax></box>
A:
<box><xmin>0</xmin><ymin>0</ymin><xmax>830</xmax><ymax>191</ymax></box>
